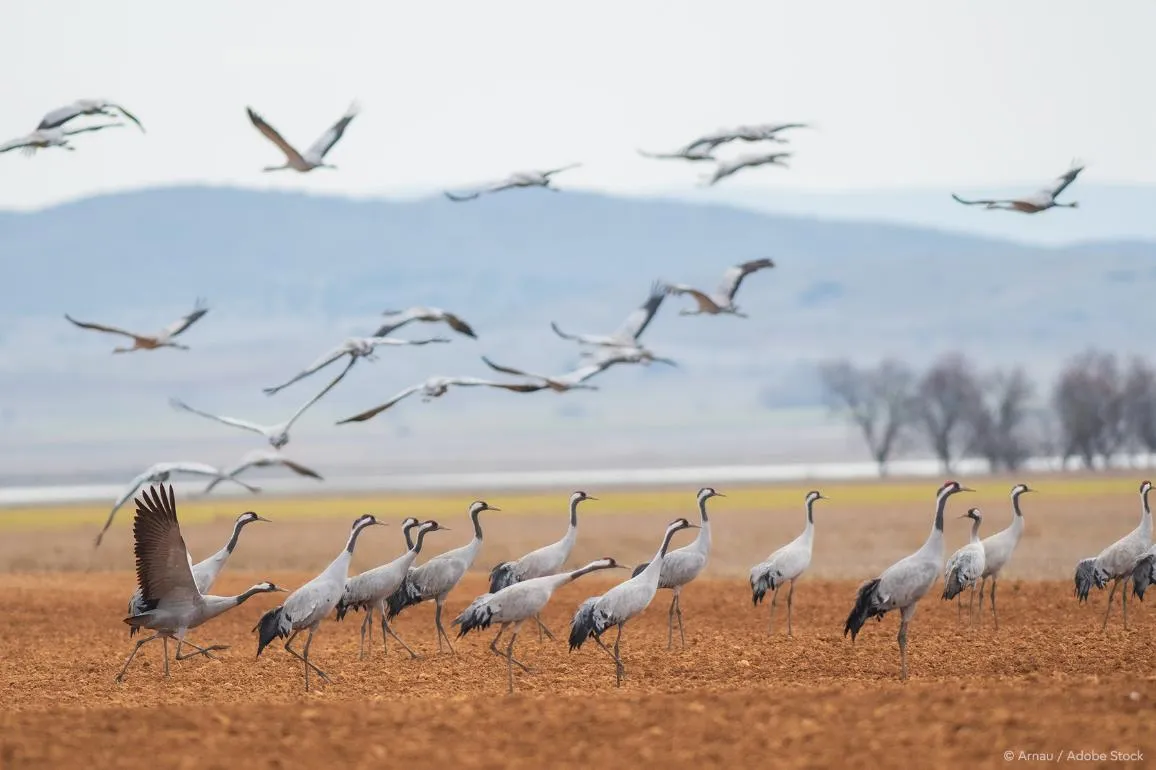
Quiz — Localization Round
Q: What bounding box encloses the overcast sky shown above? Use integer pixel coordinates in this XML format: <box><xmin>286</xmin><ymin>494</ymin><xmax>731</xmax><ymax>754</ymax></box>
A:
<box><xmin>1</xmin><ymin>0</ymin><xmax>1154</xmax><ymax>211</ymax></box>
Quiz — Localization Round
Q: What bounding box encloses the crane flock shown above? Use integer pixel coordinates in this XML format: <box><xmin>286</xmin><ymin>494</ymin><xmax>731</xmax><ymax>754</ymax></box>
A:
<box><xmin>112</xmin><ymin>475</ymin><xmax>1153</xmax><ymax>693</ymax></box>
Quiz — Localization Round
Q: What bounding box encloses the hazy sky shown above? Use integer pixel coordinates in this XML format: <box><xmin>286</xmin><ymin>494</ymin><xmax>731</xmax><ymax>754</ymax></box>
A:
<box><xmin>1</xmin><ymin>0</ymin><xmax>1154</xmax><ymax>210</ymax></box>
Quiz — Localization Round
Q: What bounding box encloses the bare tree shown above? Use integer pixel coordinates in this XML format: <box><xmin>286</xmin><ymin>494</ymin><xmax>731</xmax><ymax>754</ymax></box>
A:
<box><xmin>1052</xmin><ymin>350</ymin><xmax>1127</xmax><ymax>469</ymax></box>
<box><xmin>1123</xmin><ymin>357</ymin><xmax>1156</xmax><ymax>465</ymax></box>
<box><xmin>817</xmin><ymin>358</ymin><xmax>917</xmax><ymax>476</ymax></box>
<box><xmin>967</xmin><ymin>367</ymin><xmax>1036</xmax><ymax>472</ymax></box>
<box><xmin>914</xmin><ymin>353</ymin><xmax>982</xmax><ymax>472</ymax></box>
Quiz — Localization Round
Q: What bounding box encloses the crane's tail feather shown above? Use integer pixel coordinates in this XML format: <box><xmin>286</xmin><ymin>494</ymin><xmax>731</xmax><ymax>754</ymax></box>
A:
<box><xmin>453</xmin><ymin>601</ymin><xmax>493</xmax><ymax>637</ymax></box>
<box><xmin>1132</xmin><ymin>554</ymin><xmax>1155</xmax><ymax>601</ymax></box>
<box><xmin>844</xmin><ymin>577</ymin><xmax>885</xmax><ymax>641</ymax></box>
<box><xmin>630</xmin><ymin>561</ymin><xmax>650</xmax><ymax>579</ymax></box>
<box><xmin>488</xmin><ymin>562</ymin><xmax>517</xmax><ymax>594</ymax></box>
<box><xmin>385</xmin><ymin>574</ymin><xmax>424</xmax><ymax>620</ymax></box>
<box><xmin>569</xmin><ymin>596</ymin><xmax>606</xmax><ymax>651</ymax></box>
<box><xmin>254</xmin><ymin>605</ymin><xmax>288</xmax><ymax>657</ymax></box>
<box><xmin>334</xmin><ymin>588</ymin><xmax>368</xmax><ymax>621</ymax></box>
<box><xmin>941</xmin><ymin>568</ymin><xmax>965</xmax><ymax>601</ymax></box>
<box><xmin>1074</xmin><ymin>558</ymin><xmax>1102</xmax><ymax>603</ymax></box>
<box><xmin>750</xmin><ymin>569</ymin><xmax>778</xmax><ymax>606</ymax></box>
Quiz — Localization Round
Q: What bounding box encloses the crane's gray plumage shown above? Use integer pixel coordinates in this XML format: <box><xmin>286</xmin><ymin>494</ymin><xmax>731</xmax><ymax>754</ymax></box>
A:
<box><xmin>128</xmin><ymin>510</ymin><xmax>270</xmax><ymax>641</ymax></box>
<box><xmin>488</xmin><ymin>491</ymin><xmax>596</xmax><ymax>641</ymax></box>
<box><xmin>951</xmin><ymin>161</ymin><xmax>1084</xmax><ymax>213</ymax></box>
<box><xmin>444</xmin><ymin>164</ymin><xmax>581</xmax><ymax>202</ymax></box>
<box><xmin>942</xmin><ymin>508</ymin><xmax>986</xmax><ymax>625</ymax></box>
<box><xmin>0</xmin><ymin>122</ymin><xmax>125</xmax><ymax>155</ymax></box>
<box><xmin>701</xmin><ymin>152</ymin><xmax>791</xmax><ymax>186</ymax></box>
<box><xmin>65</xmin><ymin>298</ymin><xmax>208</xmax><ymax>353</ymax></box>
<box><xmin>749</xmin><ymin>490</ymin><xmax>826</xmax><ymax>636</ymax></box>
<box><xmin>1131</xmin><ymin>546</ymin><xmax>1156</xmax><ymax>600</ymax></box>
<box><xmin>246</xmin><ymin>101</ymin><xmax>359</xmax><ymax>172</ymax></box>
<box><xmin>373</xmin><ymin>306</ymin><xmax>478</xmax><ymax>340</ymax></box>
<box><xmin>636</xmin><ymin>147</ymin><xmax>717</xmax><ymax>162</ymax></box>
<box><xmin>336</xmin><ymin>519</ymin><xmax>446</xmax><ymax>660</ymax></box>
<box><xmin>1072</xmin><ymin>480</ymin><xmax>1153</xmax><ymax>631</ymax></box>
<box><xmin>569</xmin><ymin>517</ymin><xmax>698</xmax><ymax>686</ymax></box>
<box><xmin>682</xmin><ymin>122</ymin><xmax>810</xmax><ymax>153</ymax></box>
<box><xmin>629</xmin><ymin>487</ymin><xmax>723</xmax><ymax>650</ymax></box>
<box><xmin>116</xmin><ymin>485</ymin><xmax>284</xmax><ymax>683</ymax></box>
<box><xmin>549</xmin><ymin>280</ymin><xmax>671</xmax><ymax>350</ymax></box>
<box><xmin>385</xmin><ymin>501</ymin><xmax>499</xmax><ymax>653</ymax></box>
<box><xmin>37</xmin><ymin>99</ymin><xmax>144</xmax><ymax>132</ymax></box>
<box><xmin>95</xmin><ymin>461</ymin><xmax>259</xmax><ymax>548</ymax></box>
<box><xmin>843</xmin><ymin>480</ymin><xmax>972</xmax><ymax>680</ymax></box>
<box><xmin>172</xmin><ymin>357</ymin><xmax>354</xmax><ymax>449</ymax></box>
<box><xmin>668</xmin><ymin>258</ymin><xmax>775</xmax><ymax>317</ymax></box>
<box><xmin>974</xmin><ymin>484</ymin><xmax>1033</xmax><ymax>628</ymax></box>
<box><xmin>254</xmin><ymin>513</ymin><xmax>382</xmax><ymax>690</ymax></box>
<box><xmin>263</xmin><ymin>335</ymin><xmax>449</xmax><ymax>395</ymax></box>
<box><xmin>455</xmin><ymin>557</ymin><xmax>625</xmax><ymax>693</ymax></box>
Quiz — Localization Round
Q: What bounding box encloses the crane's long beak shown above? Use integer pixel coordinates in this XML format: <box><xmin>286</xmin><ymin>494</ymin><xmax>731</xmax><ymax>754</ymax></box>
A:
<box><xmin>586</xmin><ymin>496</ymin><xmax>600</xmax><ymax>501</ymax></box>
<box><xmin>715</xmin><ymin>493</ymin><xmax>727</xmax><ymax>498</ymax></box>
<box><xmin>960</xmin><ymin>486</ymin><xmax>975</xmax><ymax>493</ymax></box>
<box><xmin>439</xmin><ymin>526</ymin><xmax>452</xmax><ymax>531</ymax></box>
<box><xmin>488</xmin><ymin>506</ymin><xmax>502</xmax><ymax>512</ymax></box>
<box><xmin>686</xmin><ymin>524</ymin><xmax>702</xmax><ymax>529</ymax></box>
<box><xmin>256</xmin><ymin>515</ymin><xmax>272</xmax><ymax>523</ymax></box>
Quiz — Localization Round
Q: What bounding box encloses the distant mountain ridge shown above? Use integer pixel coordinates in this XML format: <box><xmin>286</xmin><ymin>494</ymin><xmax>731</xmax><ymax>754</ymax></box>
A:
<box><xmin>1</xmin><ymin>185</ymin><xmax>1154</xmax><ymax>481</ymax></box>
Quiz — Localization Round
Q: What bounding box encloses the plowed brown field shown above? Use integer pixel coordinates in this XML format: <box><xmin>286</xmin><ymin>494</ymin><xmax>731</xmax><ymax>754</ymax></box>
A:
<box><xmin>3</xmin><ymin>478</ymin><xmax>1155</xmax><ymax>768</ymax></box>
<box><xmin>2</xmin><ymin>572</ymin><xmax>1154</xmax><ymax>769</ymax></box>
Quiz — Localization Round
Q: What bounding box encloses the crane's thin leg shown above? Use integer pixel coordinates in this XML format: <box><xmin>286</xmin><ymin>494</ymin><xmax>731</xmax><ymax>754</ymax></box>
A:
<box><xmin>162</xmin><ymin>637</ymin><xmax>171</xmax><ymax>678</ymax></box>
<box><xmin>535</xmin><ymin>614</ymin><xmax>556</xmax><ymax>642</ymax></box>
<box><xmin>786</xmin><ymin>579</ymin><xmax>796</xmax><ymax>638</ymax></box>
<box><xmin>1123</xmin><ymin>576</ymin><xmax>1130</xmax><ymax>630</ymax></box>
<box><xmin>358</xmin><ymin>611</ymin><xmax>372</xmax><ymax>660</ymax></box>
<box><xmin>435</xmin><ymin>597</ymin><xmax>455</xmax><ymax>654</ymax></box>
<box><xmin>286</xmin><ymin>627</ymin><xmax>330</xmax><ymax>691</ymax></box>
<box><xmin>381</xmin><ymin>613</ymin><xmax>420</xmax><ymax>659</ymax></box>
<box><xmin>768</xmin><ymin>585</ymin><xmax>780</xmax><ymax>634</ymax></box>
<box><xmin>505</xmin><ymin>621</ymin><xmax>527</xmax><ymax>694</ymax></box>
<box><xmin>666</xmin><ymin>592</ymin><xmax>677</xmax><ymax>650</ymax></box>
<box><xmin>898</xmin><ymin>605</ymin><xmax>916</xmax><ymax>682</ymax></box>
<box><xmin>968</xmin><ymin>584</ymin><xmax>977</xmax><ymax>626</ymax></box>
<box><xmin>592</xmin><ymin>634</ymin><xmax>618</xmax><ymax>663</ymax></box>
<box><xmin>957</xmin><ymin>593</ymin><xmax>962</xmax><ymax>623</ymax></box>
<box><xmin>976</xmin><ymin>577</ymin><xmax>986</xmax><ymax>619</ymax></box>
<box><xmin>174</xmin><ymin>639</ymin><xmax>228</xmax><ymax>661</ymax></box>
<box><xmin>674</xmin><ymin>590</ymin><xmax>686</xmax><ymax>648</ymax></box>
<box><xmin>613</xmin><ymin>623</ymin><xmax>626</xmax><ymax>687</ymax></box>
<box><xmin>989</xmin><ymin>576</ymin><xmax>999</xmax><ymax>630</ymax></box>
<box><xmin>1102</xmin><ymin>578</ymin><xmax>1120</xmax><ymax>632</ymax></box>
<box><xmin>115</xmin><ymin>632</ymin><xmax>160</xmax><ymax>683</ymax></box>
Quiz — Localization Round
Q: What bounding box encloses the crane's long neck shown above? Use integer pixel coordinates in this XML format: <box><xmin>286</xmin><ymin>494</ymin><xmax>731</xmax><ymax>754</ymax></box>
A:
<box><xmin>411</xmin><ymin>526</ymin><xmax>434</xmax><ymax>556</ymax></box>
<box><xmin>198</xmin><ymin>586</ymin><xmax>273</xmax><ymax>623</ymax></box>
<box><xmin>801</xmin><ymin>499</ymin><xmax>816</xmax><ymax>542</ymax></box>
<box><xmin>921</xmin><ymin>490</ymin><xmax>951</xmax><ymax>559</ymax></box>
<box><xmin>472</xmin><ymin>509</ymin><xmax>484</xmax><ymax>541</ymax></box>
<box><xmin>691</xmin><ymin>499</ymin><xmax>712</xmax><ymax>554</ymax></box>
<box><xmin>224</xmin><ymin>519</ymin><xmax>247</xmax><ymax>554</ymax></box>
<box><xmin>547</xmin><ymin>560</ymin><xmax>616</xmax><ymax>592</ymax></box>
<box><xmin>325</xmin><ymin>523</ymin><xmax>369</xmax><ymax>581</ymax></box>
<box><xmin>403</xmin><ymin>524</ymin><xmax>417</xmax><ymax>551</ymax></box>
<box><xmin>969</xmin><ymin>518</ymin><xmax>981</xmax><ymax>544</ymax></box>
<box><xmin>640</xmin><ymin>527</ymin><xmax>682</xmax><ymax>584</ymax></box>
<box><xmin>1140</xmin><ymin>490</ymin><xmax>1153</xmax><ymax>542</ymax></box>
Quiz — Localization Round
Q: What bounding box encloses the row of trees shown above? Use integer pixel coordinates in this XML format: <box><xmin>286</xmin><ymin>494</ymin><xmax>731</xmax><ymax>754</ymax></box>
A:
<box><xmin>818</xmin><ymin>349</ymin><xmax>1156</xmax><ymax>474</ymax></box>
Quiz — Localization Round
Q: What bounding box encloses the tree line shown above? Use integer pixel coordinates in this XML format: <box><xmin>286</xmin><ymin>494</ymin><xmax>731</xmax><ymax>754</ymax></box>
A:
<box><xmin>817</xmin><ymin>349</ymin><xmax>1156</xmax><ymax>474</ymax></box>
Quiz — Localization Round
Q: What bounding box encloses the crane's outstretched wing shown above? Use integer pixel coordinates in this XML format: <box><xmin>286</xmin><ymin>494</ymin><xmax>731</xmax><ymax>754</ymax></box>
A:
<box><xmin>246</xmin><ymin>107</ymin><xmax>307</xmax><ymax>166</ymax></box>
<box><xmin>1045</xmin><ymin>162</ymin><xmax>1085</xmax><ymax>200</ymax></box>
<box><xmin>96</xmin><ymin>470</ymin><xmax>152</xmax><ymax>547</ymax></box>
<box><xmin>479</xmin><ymin>356</ymin><xmax>540</xmax><ymax>379</ymax></box>
<box><xmin>305</xmin><ymin>101</ymin><xmax>360</xmax><ymax>161</ymax></box>
<box><xmin>549</xmin><ymin>322</ymin><xmax>586</xmax><ymax>342</ymax></box>
<box><xmin>131</xmin><ymin>484</ymin><xmax>198</xmax><ymax>608</ymax></box>
<box><xmin>368</xmin><ymin>336</ymin><xmax>451</xmax><ymax>349</ymax></box>
<box><xmin>161</xmin><ymin>298</ymin><xmax>209</xmax><ymax>339</ymax></box>
<box><xmin>444</xmin><ymin>190</ymin><xmax>481</xmax><ymax>202</ymax></box>
<box><xmin>336</xmin><ymin>383</ymin><xmax>425</xmax><ymax>424</ymax></box>
<box><xmin>717</xmin><ymin>258</ymin><xmax>774</xmax><ymax>302</ymax></box>
<box><xmin>0</xmin><ymin>135</ymin><xmax>39</xmax><ymax>154</ymax></box>
<box><xmin>284</xmin><ymin>357</ymin><xmax>356</xmax><ymax>430</ymax></box>
<box><xmin>667</xmin><ymin>284</ymin><xmax>717</xmax><ymax>312</ymax></box>
<box><xmin>61</xmin><ymin>122</ymin><xmax>124</xmax><ymax>137</ymax></box>
<box><xmin>444</xmin><ymin>377</ymin><xmax>543</xmax><ymax>393</ymax></box>
<box><xmin>36</xmin><ymin>103</ymin><xmax>81</xmax><ymax>130</ymax></box>
<box><xmin>543</xmin><ymin>163</ymin><xmax>582</xmax><ymax>177</ymax></box>
<box><xmin>264</xmin><ymin>343</ymin><xmax>351</xmax><ymax>395</ymax></box>
<box><xmin>950</xmin><ymin>193</ymin><xmax>1005</xmax><ymax>206</ymax></box>
<box><xmin>441</xmin><ymin>312</ymin><xmax>477</xmax><ymax>338</ymax></box>
<box><xmin>169</xmin><ymin>398</ymin><xmax>269</xmax><ymax>435</ymax></box>
<box><xmin>64</xmin><ymin>314</ymin><xmax>141</xmax><ymax>340</ymax></box>
<box><xmin>109</xmin><ymin>103</ymin><xmax>145</xmax><ymax>132</ymax></box>
<box><xmin>613</xmin><ymin>281</ymin><xmax>669</xmax><ymax>342</ymax></box>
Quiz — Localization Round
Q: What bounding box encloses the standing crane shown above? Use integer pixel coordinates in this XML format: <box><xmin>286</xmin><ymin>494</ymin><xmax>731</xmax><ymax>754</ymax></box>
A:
<box><xmin>454</xmin><ymin>558</ymin><xmax>625</xmax><ymax>693</ymax></box>
<box><xmin>254</xmin><ymin>513</ymin><xmax>383</xmax><ymax>691</ymax></box>
<box><xmin>749</xmin><ymin>489</ymin><xmax>827</xmax><ymax>636</ymax></box>
<box><xmin>127</xmin><ymin>509</ymin><xmax>270</xmax><ymax>656</ymax></box>
<box><xmin>843</xmin><ymin>480</ymin><xmax>973</xmax><ymax>680</ymax></box>
<box><xmin>116</xmin><ymin>485</ymin><xmax>285</xmax><ymax>683</ymax></box>
<box><xmin>1074</xmin><ymin>480</ymin><xmax>1153</xmax><ymax>631</ymax></box>
<box><xmin>569</xmin><ymin>517</ymin><xmax>698</xmax><ymax>686</ymax></box>
<box><xmin>630</xmin><ymin>487</ymin><xmax>724</xmax><ymax>649</ymax></box>
<box><xmin>487</xmin><ymin>490</ymin><xmax>597</xmax><ymax>641</ymax></box>
<box><xmin>942</xmin><ymin>508</ymin><xmax>986</xmax><ymax>625</ymax></box>
<box><xmin>385</xmin><ymin>501</ymin><xmax>499</xmax><ymax>653</ymax></box>
<box><xmin>975</xmin><ymin>483</ymin><xmax>1034</xmax><ymax>628</ymax></box>
<box><xmin>336</xmin><ymin>519</ymin><xmax>446</xmax><ymax>660</ymax></box>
